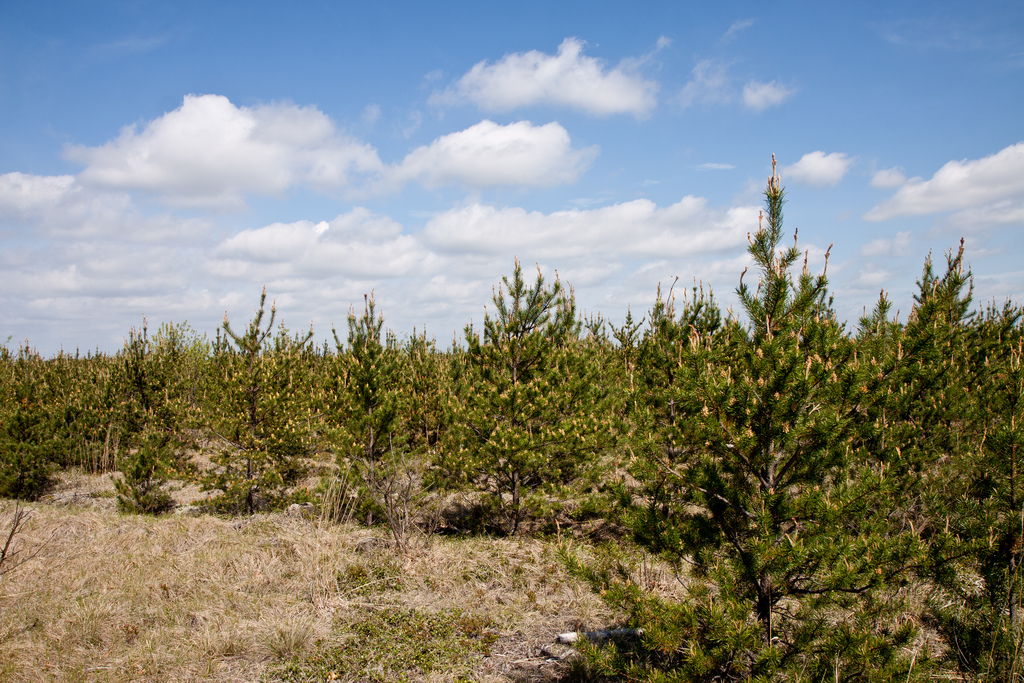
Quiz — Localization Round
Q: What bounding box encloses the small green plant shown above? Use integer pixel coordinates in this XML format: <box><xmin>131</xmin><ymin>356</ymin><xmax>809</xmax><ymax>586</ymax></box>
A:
<box><xmin>271</xmin><ymin>608</ymin><xmax>495</xmax><ymax>683</ymax></box>
<box><xmin>109</xmin><ymin>322</ymin><xmax>195</xmax><ymax>514</ymax></box>
<box><xmin>336</xmin><ymin>556</ymin><xmax>405</xmax><ymax>596</ymax></box>
<box><xmin>0</xmin><ymin>444</ymin><xmax>52</xmax><ymax>502</ymax></box>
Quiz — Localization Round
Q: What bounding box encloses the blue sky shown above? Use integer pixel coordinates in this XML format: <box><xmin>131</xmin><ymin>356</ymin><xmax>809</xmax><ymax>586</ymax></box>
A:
<box><xmin>2</xmin><ymin>1</ymin><xmax>1022</xmax><ymax>353</ymax></box>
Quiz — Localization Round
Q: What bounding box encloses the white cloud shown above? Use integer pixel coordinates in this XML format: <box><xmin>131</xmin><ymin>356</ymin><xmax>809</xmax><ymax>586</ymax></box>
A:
<box><xmin>0</xmin><ymin>172</ymin><xmax>206</xmax><ymax>240</ymax></box>
<box><xmin>0</xmin><ymin>169</ymin><xmax>819</xmax><ymax>354</ymax></box>
<box><xmin>362</xmin><ymin>104</ymin><xmax>381</xmax><ymax>125</ymax></box>
<box><xmin>696</xmin><ymin>163</ymin><xmax>735</xmax><ymax>171</ymax></box>
<box><xmin>859</xmin><ymin>231</ymin><xmax>913</xmax><ymax>257</ymax></box>
<box><xmin>65</xmin><ymin>94</ymin><xmax>384</xmax><ymax>209</ymax></box>
<box><xmin>389</xmin><ymin>120</ymin><xmax>597</xmax><ymax>189</ymax></box>
<box><xmin>213</xmin><ymin>208</ymin><xmax>426</xmax><ymax>280</ymax></box>
<box><xmin>679</xmin><ymin>60</ymin><xmax>732</xmax><ymax>108</ymax></box>
<box><xmin>742</xmin><ymin>80</ymin><xmax>796</xmax><ymax>111</ymax></box>
<box><xmin>865</xmin><ymin>142</ymin><xmax>1024</xmax><ymax>223</ymax></box>
<box><xmin>724</xmin><ymin>19</ymin><xmax>755</xmax><ymax>41</ymax></box>
<box><xmin>0</xmin><ymin>172</ymin><xmax>219</xmax><ymax>350</ymax></box>
<box><xmin>0</xmin><ymin>173</ymin><xmax>77</xmax><ymax>218</ymax></box>
<box><xmin>945</xmin><ymin>199</ymin><xmax>1024</xmax><ymax>229</ymax></box>
<box><xmin>871</xmin><ymin>167</ymin><xmax>907</xmax><ymax>188</ymax></box>
<box><xmin>680</xmin><ymin>63</ymin><xmax>796</xmax><ymax>112</ymax></box>
<box><xmin>429</xmin><ymin>37</ymin><xmax>659</xmax><ymax>117</ymax></box>
<box><xmin>783</xmin><ymin>151</ymin><xmax>853</xmax><ymax>187</ymax></box>
<box><xmin>414</xmin><ymin>196</ymin><xmax>763</xmax><ymax>327</ymax></box>
<box><xmin>423</xmin><ymin>196</ymin><xmax>757</xmax><ymax>261</ymax></box>
<box><xmin>202</xmin><ymin>195</ymin><xmax>763</xmax><ymax>350</ymax></box>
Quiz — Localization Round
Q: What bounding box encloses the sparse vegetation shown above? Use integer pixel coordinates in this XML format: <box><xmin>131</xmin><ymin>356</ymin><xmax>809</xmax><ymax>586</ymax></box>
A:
<box><xmin>0</xmin><ymin>491</ymin><xmax>614</xmax><ymax>682</ymax></box>
<box><xmin>1</xmin><ymin>158</ymin><xmax>1022</xmax><ymax>680</ymax></box>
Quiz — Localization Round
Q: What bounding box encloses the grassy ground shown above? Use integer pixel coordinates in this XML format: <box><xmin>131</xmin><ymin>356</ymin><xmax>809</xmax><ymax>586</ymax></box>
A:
<box><xmin>0</xmin><ymin>471</ymin><xmax>634</xmax><ymax>682</ymax></box>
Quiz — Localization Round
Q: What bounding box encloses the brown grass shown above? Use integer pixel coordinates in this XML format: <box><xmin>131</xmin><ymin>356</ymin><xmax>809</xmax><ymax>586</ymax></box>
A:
<box><xmin>0</xmin><ymin>471</ymin><xmax>625</xmax><ymax>682</ymax></box>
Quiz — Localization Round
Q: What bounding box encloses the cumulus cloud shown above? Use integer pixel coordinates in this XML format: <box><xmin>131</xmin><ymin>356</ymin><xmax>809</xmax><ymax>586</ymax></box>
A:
<box><xmin>680</xmin><ymin>62</ymin><xmax>796</xmax><ymax>113</ymax></box>
<box><xmin>0</xmin><ymin>171</ymin><xmax>205</xmax><ymax>240</ymax></box>
<box><xmin>65</xmin><ymin>94</ymin><xmax>384</xmax><ymax>209</ymax></box>
<box><xmin>56</xmin><ymin>93</ymin><xmax>617</xmax><ymax>209</ymax></box>
<box><xmin>871</xmin><ymin>167</ymin><xmax>907</xmax><ymax>189</ymax></box>
<box><xmin>388</xmin><ymin>120</ymin><xmax>597</xmax><ymax>189</ymax></box>
<box><xmin>0</xmin><ymin>169</ymin><xmax>788</xmax><ymax>353</ymax></box>
<box><xmin>865</xmin><ymin>142</ymin><xmax>1024</xmax><ymax>223</ymax></box>
<box><xmin>944</xmin><ymin>200</ymin><xmax>1024</xmax><ymax>229</ymax></box>
<box><xmin>0</xmin><ymin>175</ymin><xmax>434</xmax><ymax>350</ymax></box>
<box><xmin>0</xmin><ymin>173</ymin><xmax>78</xmax><ymax>218</ymax></box>
<box><xmin>783</xmin><ymin>151</ymin><xmax>853</xmax><ymax>187</ymax></box>
<box><xmin>429</xmin><ymin>37</ymin><xmax>659</xmax><ymax>117</ymax></box>
<box><xmin>742</xmin><ymin>80</ymin><xmax>797</xmax><ymax>111</ymax></box>
<box><xmin>423</xmin><ymin>196</ymin><xmax>757</xmax><ymax>261</ymax></box>
<box><xmin>0</xmin><ymin>172</ymin><xmax>219</xmax><ymax>350</ymax></box>
<box><xmin>212</xmin><ymin>208</ymin><xmax>427</xmax><ymax>280</ymax></box>
<box><xmin>679</xmin><ymin>60</ymin><xmax>733</xmax><ymax>108</ymax></box>
<box><xmin>204</xmin><ymin>196</ymin><xmax>764</xmax><ymax>349</ymax></box>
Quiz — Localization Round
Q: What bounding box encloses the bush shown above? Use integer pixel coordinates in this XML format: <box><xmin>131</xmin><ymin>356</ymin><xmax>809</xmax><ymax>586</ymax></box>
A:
<box><xmin>0</xmin><ymin>346</ymin><xmax>56</xmax><ymax>500</ymax></box>
<box><xmin>0</xmin><ymin>445</ymin><xmax>52</xmax><ymax>501</ymax></box>
<box><xmin>113</xmin><ymin>432</ymin><xmax>175</xmax><ymax>515</ymax></box>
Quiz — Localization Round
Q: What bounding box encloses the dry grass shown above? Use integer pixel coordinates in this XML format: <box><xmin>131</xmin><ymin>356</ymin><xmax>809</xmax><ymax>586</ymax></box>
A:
<box><xmin>0</xmin><ymin>471</ymin><xmax>623</xmax><ymax>682</ymax></box>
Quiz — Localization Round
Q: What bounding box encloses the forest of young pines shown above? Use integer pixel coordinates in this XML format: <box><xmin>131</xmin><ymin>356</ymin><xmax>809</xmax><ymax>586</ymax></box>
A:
<box><xmin>2</xmin><ymin>167</ymin><xmax>1022</xmax><ymax>682</ymax></box>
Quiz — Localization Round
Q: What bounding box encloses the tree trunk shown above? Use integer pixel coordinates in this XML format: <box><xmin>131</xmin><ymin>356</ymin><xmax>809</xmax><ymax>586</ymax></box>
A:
<box><xmin>756</xmin><ymin>574</ymin><xmax>773</xmax><ymax>642</ymax></box>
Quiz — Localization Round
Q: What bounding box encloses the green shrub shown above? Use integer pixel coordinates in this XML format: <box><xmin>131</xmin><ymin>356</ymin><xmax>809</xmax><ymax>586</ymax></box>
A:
<box><xmin>113</xmin><ymin>432</ymin><xmax>175</xmax><ymax>515</ymax></box>
<box><xmin>0</xmin><ymin>444</ymin><xmax>52</xmax><ymax>501</ymax></box>
<box><xmin>0</xmin><ymin>347</ymin><xmax>56</xmax><ymax>500</ymax></box>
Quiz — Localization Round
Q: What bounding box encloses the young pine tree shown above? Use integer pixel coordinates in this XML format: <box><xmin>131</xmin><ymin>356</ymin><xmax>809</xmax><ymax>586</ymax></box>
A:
<box><xmin>916</xmin><ymin>293</ymin><xmax>1024</xmax><ymax>678</ymax></box>
<box><xmin>331</xmin><ymin>295</ymin><xmax>402</xmax><ymax>470</ymax></box>
<box><xmin>600</xmin><ymin>158</ymin><xmax>927</xmax><ymax>681</ymax></box>
<box><xmin>202</xmin><ymin>289</ymin><xmax>315</xmax><ymax>514</ymax></box>
<box><xmin>322</xmin><ymin>294</ymin><xmax>423</xmax><ymax>547</ymax></box>
<box><xmin>449</xmin><ymin>260</ymin><xmax>607</xmax><ymax>534</ymax></box>
<box><xmin>403</xmin><ymin>329</ymin><xmax>447</xmax><ymax>455</ymax></box>
<box><xmin>111</xmin><ymin>322</ymin><xmax>175</xmax><ymax>514</ymax></box>
<box><xmin>0</xmin><ymin>345</ymin><xmax>55</xmax><ymax>500</ymax></box>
